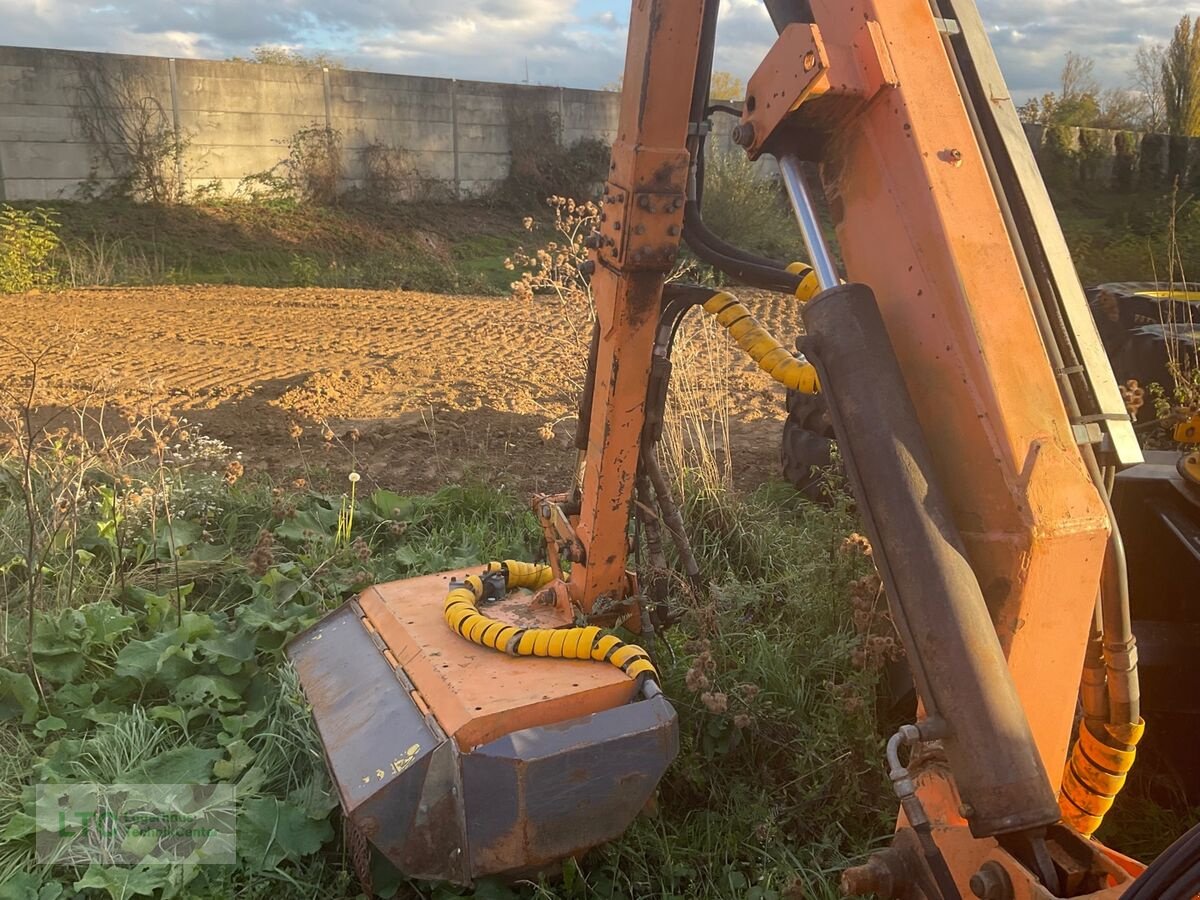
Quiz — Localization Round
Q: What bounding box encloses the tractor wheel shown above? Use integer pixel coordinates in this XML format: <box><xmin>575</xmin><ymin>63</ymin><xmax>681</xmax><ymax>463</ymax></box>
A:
<box><xmin>780</xmin><ymin>388</ymin><xmax>836</xmax><ymax>502</ymax></box>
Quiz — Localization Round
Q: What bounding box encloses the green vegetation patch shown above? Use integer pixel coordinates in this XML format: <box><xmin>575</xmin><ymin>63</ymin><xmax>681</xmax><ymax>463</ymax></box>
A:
<box><xmin>0</xmin><ymin>412</ymin><xmax>890</xmax><ymax>897</ymax></box>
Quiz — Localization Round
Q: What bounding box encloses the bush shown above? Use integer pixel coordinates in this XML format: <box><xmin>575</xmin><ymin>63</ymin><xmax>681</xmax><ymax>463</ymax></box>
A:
<box><xmin>700</xmin><ymin>150</ymin><xmax>805</xmax><ymax>263</ymax></box>
<box><xmin>500</xmin><ymin>104</ymin><xmax>609</xmax><ymax>204</ymax></box>
<box><xmin>287</xmin><ymin>124</ymin><xmax>344</xmax><ymax>205</ymax></box>
<box><xmin>0</xmin><ymin>205</ymin><xmax>61</xmax><ymax>293</ymax></box>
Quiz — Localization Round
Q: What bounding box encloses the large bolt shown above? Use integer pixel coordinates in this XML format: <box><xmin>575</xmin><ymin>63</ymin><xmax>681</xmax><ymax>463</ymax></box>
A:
<box><xmin>579</xmin><ymin>260</ymin><xmax>596</xmax><ymax>277</ymax></box>
<box><xmin>584</xmin><ymin>232</ymin><xmax>602</xmax><ymax>249</ymax></box>
<box><xmin>969</xmin><ymin>861</ymin><xmax>1014</xmax><ymax>900</ymax></box>
<box><xmin>732</xmin><ymin>122</ymin><xmax>755</xmax><ymax>147</ymax></box>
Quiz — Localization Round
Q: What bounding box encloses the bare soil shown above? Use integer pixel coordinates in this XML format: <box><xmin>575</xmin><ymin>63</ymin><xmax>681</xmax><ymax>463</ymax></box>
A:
<box><xmin>0</xmin><ymin>286</ymin><xmax>800</xmax><ymax>494</ymax></box>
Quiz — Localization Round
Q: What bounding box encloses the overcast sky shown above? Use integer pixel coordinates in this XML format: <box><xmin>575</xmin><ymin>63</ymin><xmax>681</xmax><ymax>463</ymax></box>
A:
<box><xmin>0</xmin><ymin>0</ymin><xmax>1194</xmax><ymax>100</ymax></box>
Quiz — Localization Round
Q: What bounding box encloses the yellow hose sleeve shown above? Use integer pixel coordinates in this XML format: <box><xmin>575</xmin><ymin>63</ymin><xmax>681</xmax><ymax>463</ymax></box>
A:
<box><xmin>443</xmin><ymin>563</ymin><xmax>658</xmax><ymax>683</ymax></box>
<box><xmin>787</xmin><ymin>262</ymin><xmax>822</xmax><ymax>302</ymax></box>
<box><xmin>702</xmin><ymin>292</ymin><xmax>819</xmax><ymax>395</ymax></box>
<box><xmin>1059</xmin><ymin>717</ymin><xmax>1146</xmax><ymax>836</ymax></box>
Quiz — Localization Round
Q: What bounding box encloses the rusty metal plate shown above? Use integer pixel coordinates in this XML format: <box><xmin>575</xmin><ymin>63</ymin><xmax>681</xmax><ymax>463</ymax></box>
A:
<box><xmin>287</xmin><ymin>603</ymin><xmax>469</xmax><ymax>883</ymax></box>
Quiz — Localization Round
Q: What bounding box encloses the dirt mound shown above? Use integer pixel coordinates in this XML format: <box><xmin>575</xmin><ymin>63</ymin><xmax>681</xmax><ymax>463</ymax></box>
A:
<box><xmin>275</xmin><ymin>369</ymin><xmax>375</xmax><ymax>421</ymax></box>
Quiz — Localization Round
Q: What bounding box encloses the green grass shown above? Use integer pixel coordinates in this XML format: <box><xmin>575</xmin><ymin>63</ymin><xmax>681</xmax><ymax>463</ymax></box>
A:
<box><xmin>27</xmin><ymin>198</ymin><xmax>528</xmax><ymax>295</ymax></box>
<box><xmin>10</xmin><ymin>169</ymin><xmax>1195</xmax><ymax>299</ymax></box>
<box><xmin>1049</xmin><ymin>183</ymin><xmax>1199</xmax><ymax>285</ymax></box>
<box><xmin>0</xmin><ymin>420</ymin><xmax>889</xmax><ymax>898</ymax></box>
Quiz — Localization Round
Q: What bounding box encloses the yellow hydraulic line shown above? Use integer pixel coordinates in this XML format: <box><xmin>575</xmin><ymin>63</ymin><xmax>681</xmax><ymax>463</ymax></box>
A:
<box><xmin>1058</xmin><ymin>717</ymin><xmax>1145</xmax><ymax>836</ymax></box>
<box><xmin>443</xmin><ymin>560</ymin><xmax>659</xmax><ymax>682</ymax></box>
<box><xmin>702</xmin><ymin>285</ymin><xmax>820</xmax><ymax>395</ymax></box>
<box><xmin>787</xmin><ymin>261</ymin><xmax>822</xmax><ymax>302</ymax></box>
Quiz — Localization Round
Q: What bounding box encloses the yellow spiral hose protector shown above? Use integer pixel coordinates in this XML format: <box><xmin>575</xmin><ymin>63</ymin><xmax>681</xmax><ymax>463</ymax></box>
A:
<box><xmin>786</xmin><ymin>261</ymin><xmax>822</xmax><ymax>302</ymax></box>
<box><xmin>703</xmin><ymin>291</ymin><xmax>820</xmax><ymax>395</ymax></box>
<box><xmin>1058</xmin><ymin>717</ymin><xmax>1145</xmax><ymax>836</ymax></box>
<box><xmin>443</xmin><ymin>560</ymin><xmax>659</xmax><ymax>683</ymax></box>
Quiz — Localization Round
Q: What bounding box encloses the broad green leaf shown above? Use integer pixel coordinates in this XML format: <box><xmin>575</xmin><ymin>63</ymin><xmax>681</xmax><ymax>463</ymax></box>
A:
<box><xmin>124</xmin><ymin>586</ymin><xmax>174</xmax><ymax>630</ymax></box>
<box><xmin>115</xmin><ymin>633</ymin><xmax>176</xmax><ymax>682</ymax></box>
<box><xmin>0</xmin><ymin>810</ymin><xmax>35</xmax><ymax>839</ymax></box>
<box><xmin>51</xmin><ymin>681</ymin><xmax>98</xmax><ymax>710</ymax></box>
<box><xmin>188</xmin><ymin>542</ymin><xmax>231</xmax><ymax>562</ymax></box>
<box><xmin>156</xmin><ymin>519</ymin><xmax>202</xmax><ymax>555</ymax></box>
<box><xmin>218</xmin><ymin>709</ymin><xmax>264</xmax><ymax>740</ymax></box>
<box><xmin>138</xmin><ymin>747</ymin><xmax>222</xmax><ymax>784</ymax></box>
<box><xmin>34</xmin><ymin>715</ymin><xmax>67</xmax><ymax>738</ymax></box>
<box><xmin>173</xmin><ymin>674</ymin><xmax>243</xmax><ymax>708</ymax></box>
<box><xmin>0</xmin><ymin>667</ymin><xmax>39</xmax><ymax>724</ymax></box>
<box><xmin>199</xmin><ymin>628</ymin><xmax>258</xmax><ymax>673</ymax></box>
<box><xmin>237</xmin><ymin>797</ymin><xmax>333</xmax><ymax>870</ymax></box>
<box><xmin>472</xmin><ymin>880</ymin><xmax>520</xmax><ymax>900</ymax></box>
<box><xmin>32</xmin><ymin>610</ymin><xmax>87</xmax><ymax>684</ymax></box>
<box><xmin>74</xmin><ymin>864</ymin><xmax>169</xmax><ymax>900</ymax></box>
<box><xmin>395</xmin><ymin>545</ymin><xmax>423</xmax><ymax>568</ymax></box>
<box><xmin>82</xmin><ymin>698</ymin><xmax>129</xmax><ymax>727</ymax></box>
<box><xmin>34</xmin><ymin>737</ymin><xmax>83</xmax><ymax>782</ymax></box>
<box><xmin>81</xmin><ymin>602</ymin><xmax>136</xmax><ymax>647</ymax></box>
<box><xmin>0</xmin><ymin>872</ymin><xmax>40</xmax><ymax>900</ymax></box>
<box><xmin>212</xmin><ymin>739</ymin><xmax>255</xmax><ymax>780</ymax></box>
<box><xmin>273</xmin><ymin>510</ymin><xmax>330</xmax><ymax>544</ymax></box>
<box><xmin>256</xmin><ymin>569</ymin><xmax>301</xmax><ymax>605</ymax></box>
<box><xmin>149</xmin><ymin>704</ymin><xmax>213</xmax><ymax>730</ymax></box>
<box><xmin>288</xmin><ymin>775</ymin><xmax>338</xmax><ymax>819</ymax></box>
<box><xmin>371</xmin><ymin>489</ymin><xmax>416</xmax><ymax>521</ymax></box>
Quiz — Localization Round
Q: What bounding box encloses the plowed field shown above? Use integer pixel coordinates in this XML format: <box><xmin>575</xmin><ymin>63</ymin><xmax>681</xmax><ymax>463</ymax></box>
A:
<box><xmin>0</xmin><ymin>286</ymin><xmax>800</xmax><ymax>492</ymax></box>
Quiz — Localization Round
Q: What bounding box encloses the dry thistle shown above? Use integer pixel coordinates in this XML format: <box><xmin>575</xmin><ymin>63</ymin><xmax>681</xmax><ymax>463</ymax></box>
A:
<box><xmin>247</xmin><ymin>529</ymin><xmax>275</xmax><ymax>577</ymax></box>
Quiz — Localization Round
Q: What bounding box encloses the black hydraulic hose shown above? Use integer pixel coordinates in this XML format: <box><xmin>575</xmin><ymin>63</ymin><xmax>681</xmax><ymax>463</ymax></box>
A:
<box><xmin>1123</xmin><ymin>821</ymin><xmax>1200</xmax><ymax>900</ymax></box>
<box><xmin>680</xmin><ymin>0</ymin><xmax>808</xmax><ymax>291</ymax></box>
<box><xmin>914</xmin><ymin>823</ymin><xmax>962</xmax><ymax>900</ymax></box>
<box><xmin>1081</xmin><ymin>450</ymin><xmax>1140</xmax><ymax>726</ymax></box>
<box><xmin>684</xmin><ymin>197</ymin><xmax>794</xmax><ymax>273</ymax></box>
<box><xmin>575</xmin><ymin>321</ymin><xmax>601</xmax><ymax>451</ymax></box>
<box><xmin>683</xmin><ymin>222</ymin><xmax>804</xmax><ymax>293</ymax></box>
<box><xmin>687</xmin><ymin>0</ymin><xmax>721</xmax><ymax>132</ymax></box>
<box><xmin>1159</xmin><ymin>858</ymin><xmax>1200</xmax><ymax>900</ymax></box>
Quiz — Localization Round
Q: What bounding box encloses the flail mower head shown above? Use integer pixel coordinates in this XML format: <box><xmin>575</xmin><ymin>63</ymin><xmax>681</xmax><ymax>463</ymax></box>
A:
<box><xmin>286</xmin><ymin>569</ymin><xmax>677</xmax><ymax>885</ymax></box>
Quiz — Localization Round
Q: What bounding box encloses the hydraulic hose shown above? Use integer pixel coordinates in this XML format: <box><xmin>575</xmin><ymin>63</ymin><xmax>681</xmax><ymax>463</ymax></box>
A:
<box><xmin>1058</xmin><ymin>717</ymin><xmax>1146</xmax><ymax>837</ymax></box>
<box><xmin>702</xmin><ymin>291</ymin><xmax>820</xmax><ymax>394</ymax></box>
<box><xmin>443</xmin><ymin>560</ymin><xmax>658</xmax><ymax>683</ymax></box>
<box><xmin>1122</xmin><ymin>819</ymin><xmax>1200</xmax><ymax>900</ymax></box>
<box><xmin>1058</xmin><ymin>455</ymin><xmax>1144</xmax><ymax>834</ymax></box>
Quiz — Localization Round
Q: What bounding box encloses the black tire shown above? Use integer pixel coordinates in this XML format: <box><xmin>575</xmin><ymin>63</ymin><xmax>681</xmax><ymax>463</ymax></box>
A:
<box><xmin>780</xmin><ymin>388</ymin><xmax>836</xmax><ymax>502</ymax></box>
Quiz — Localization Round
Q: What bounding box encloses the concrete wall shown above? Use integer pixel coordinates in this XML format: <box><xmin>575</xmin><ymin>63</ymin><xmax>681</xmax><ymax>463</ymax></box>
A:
<box><xmin>0</xmin><ymin>46</ymin><xmax>621</xmax><ymax>201</ymax></box>
<box><xmin>4</xmin><ymin>44</ymin><xmax>1199</xmax><ymax>204</ymax></box>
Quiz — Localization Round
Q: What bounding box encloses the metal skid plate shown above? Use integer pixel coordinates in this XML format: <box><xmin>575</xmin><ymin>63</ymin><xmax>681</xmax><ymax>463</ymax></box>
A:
<box><xmin>287</xmin><ymin>589</ymin><xmax>678</xmax><ymax>885</ymax></box>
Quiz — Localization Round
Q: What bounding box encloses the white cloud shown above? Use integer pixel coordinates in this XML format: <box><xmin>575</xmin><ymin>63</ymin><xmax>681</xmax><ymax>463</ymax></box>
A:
<box><xmin>0</xmin><ymin>0</ymin><xmax>1189</xmax><ymax>97</ymax></box>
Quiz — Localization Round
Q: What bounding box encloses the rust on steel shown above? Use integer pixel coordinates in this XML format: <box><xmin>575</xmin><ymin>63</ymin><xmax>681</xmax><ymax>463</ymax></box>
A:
<box><xmin>563</xmin><ymin>0</ymin><xmax>705</xmax><ymax>616</ymax></box>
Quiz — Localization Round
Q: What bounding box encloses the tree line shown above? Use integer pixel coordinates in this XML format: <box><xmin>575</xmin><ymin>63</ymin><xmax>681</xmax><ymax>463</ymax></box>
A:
<box><xmin>1019</xmin><ymin>14</ymin><xmax>1200</xmax><ymax>136</ymax></box>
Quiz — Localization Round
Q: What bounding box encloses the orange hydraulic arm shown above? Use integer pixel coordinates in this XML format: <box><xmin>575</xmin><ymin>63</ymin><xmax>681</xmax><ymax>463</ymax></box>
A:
<box><xmin>530</xmin><ymin>2</ymin><xmax>704</xmax><ymax>627</ymax></box>
<box><xmin>546</xmin><ymin>0</ymin><xmax>1156</xmax><ymax>897</ymax></box>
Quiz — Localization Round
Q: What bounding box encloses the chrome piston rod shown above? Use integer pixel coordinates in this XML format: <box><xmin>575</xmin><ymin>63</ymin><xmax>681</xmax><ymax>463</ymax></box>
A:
<box><xmin>779</xmin><ymin>153</ymin><xmax>839</xmax><ymax>290</ymax></box>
